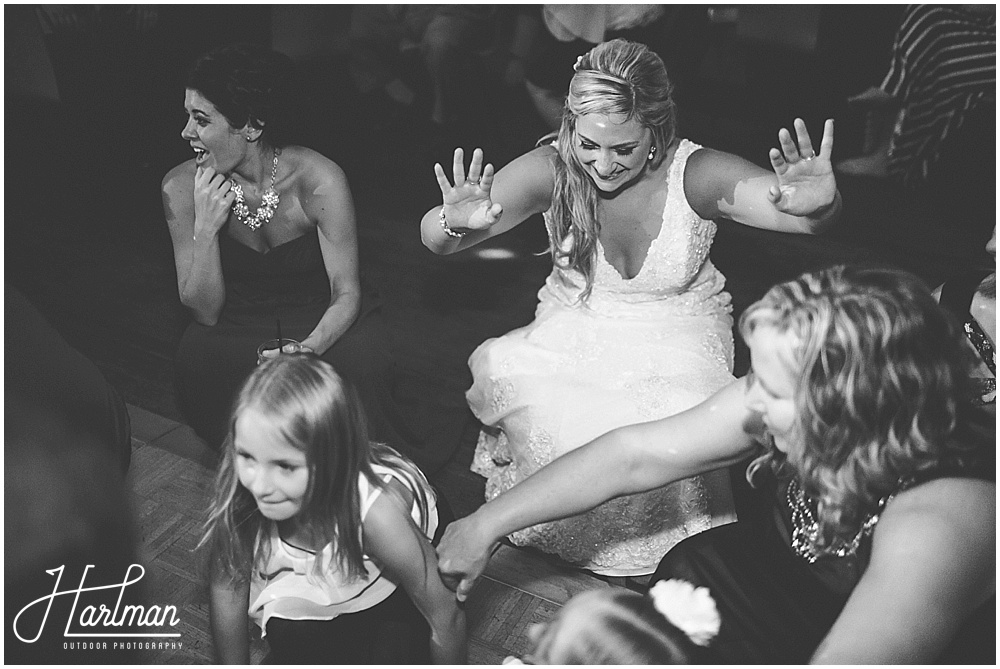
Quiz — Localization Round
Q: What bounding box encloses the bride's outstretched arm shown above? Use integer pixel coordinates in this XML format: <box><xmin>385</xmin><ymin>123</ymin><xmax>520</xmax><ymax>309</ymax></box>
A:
<box><xmin>420</xmin><ymin>146</ymin><xmax>556</xmax><ymax>254</ymax></box>
<box><xmin>436</xmin><ymin>379</ymin><xmax>761</xmax><ymax>600</ymax></box>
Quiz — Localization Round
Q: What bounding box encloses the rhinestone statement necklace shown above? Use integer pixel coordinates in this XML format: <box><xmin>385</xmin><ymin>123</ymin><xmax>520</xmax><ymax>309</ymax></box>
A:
<box><xmin>232</xmin><ymin>149</ymin><xmax>279</xmax><ymax>231</ymax></box>
<box><xmin>787</xmin><ymin>478</ymin><xmax>893</xmax><ymax>563</ymax></box>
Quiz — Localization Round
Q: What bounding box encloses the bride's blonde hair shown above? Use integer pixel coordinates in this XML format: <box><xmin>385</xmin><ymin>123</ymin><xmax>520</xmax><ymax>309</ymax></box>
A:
<box><xmin>547</xmin><ymin>39</ymin><xmax>677</xmax><ymax>300</ymax></box>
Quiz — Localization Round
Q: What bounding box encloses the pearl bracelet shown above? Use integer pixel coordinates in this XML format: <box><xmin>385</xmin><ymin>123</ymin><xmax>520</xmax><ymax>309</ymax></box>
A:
<box><xmin>439</xmin><ymin>207</ymin><xmax>467</xmax><ymax>239</ymax></box>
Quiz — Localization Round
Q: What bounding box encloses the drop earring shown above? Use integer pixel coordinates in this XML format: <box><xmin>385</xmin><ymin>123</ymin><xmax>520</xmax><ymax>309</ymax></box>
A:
<box><xmin>648</xmin><ymin>145</ymin><xmax>656</xmax><ymax>161</ymax></box>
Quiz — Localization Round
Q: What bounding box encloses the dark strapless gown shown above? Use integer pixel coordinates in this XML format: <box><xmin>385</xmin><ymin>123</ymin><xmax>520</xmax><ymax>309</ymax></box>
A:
<box><xmin>652</xmin><ymin>407</ymin><xmax>996</xmax><ymax>664</ymax></box>
<box><xmin>175</xmin><ymin>229</ymin><xmax>464</xmax><ymax>474</ymax></box>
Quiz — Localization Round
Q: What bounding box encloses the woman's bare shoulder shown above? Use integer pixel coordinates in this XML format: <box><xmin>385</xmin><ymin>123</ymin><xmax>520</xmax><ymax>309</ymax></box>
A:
<box><xmin>530</xmin><ymin>143</ymin><xmax>561</xmax><ymax>167</ymax></box>
<box><xmin>162</xmin><ymin>159</ymin><xmax>197</xmax><ymax>192</ymax></box>
<box><xmin>496</xmin><ymin>144</ymin><xmax>559</xmax><ymax>194</ymax></box>
<box><xmin>282</xmin><ymin>145</ymin><xmax>350</xmax><ymax>192</ymax></box>
<box><xmin>284</xmin><ymin>145</ymin><xmax>344</xmax><ymax>175</ymax></box>
<box><xmin>879</xmin><ymin>476</ymin><xmax>995</xmax><ymax>548</ymax></box>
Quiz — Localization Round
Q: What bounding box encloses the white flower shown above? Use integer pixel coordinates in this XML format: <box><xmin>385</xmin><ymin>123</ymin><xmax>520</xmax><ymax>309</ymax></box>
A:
<box><xmin>648</xmin><ymin>579</ymin><xmax>721</xmax><ymax>647</ymax></box>
<box><xmin>573</xmin><ymin>55</ymin><xmax>584</xmax><ymax>72</ymax></box>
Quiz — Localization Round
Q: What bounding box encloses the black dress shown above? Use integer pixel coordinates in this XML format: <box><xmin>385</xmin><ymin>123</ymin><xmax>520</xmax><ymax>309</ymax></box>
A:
<box><xmin>652</xmin><ymin>407</ymin><xmax>996</xmax><ymax>664</ymax></box>
<box><xmin>175</xmin><ymin>229</ymin><xmax>462</xmax><ymax>473</ymax></box>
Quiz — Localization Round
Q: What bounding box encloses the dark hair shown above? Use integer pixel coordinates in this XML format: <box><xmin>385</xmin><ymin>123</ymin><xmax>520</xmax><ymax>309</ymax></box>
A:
<box><xmin>186</xmin><ymin>43</ymin><xmax>298</xmax><ymax>148</ymax></box>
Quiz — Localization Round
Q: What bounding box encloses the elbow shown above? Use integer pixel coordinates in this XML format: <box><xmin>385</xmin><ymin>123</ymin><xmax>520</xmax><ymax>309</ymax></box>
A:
<box><xmin>419</xmin><ymin>218</ymin><xmax>436</xmax><ymax>251</ymax></box>
<box><xmin>180</xmin><ymin>294</ymin><xmax>220</xmax><ymax>326</ymax></box>
<box><xmin>333</xmin><ymin>289</ymin><xmax>361</xmax><ymax>324</ymax></box>
<box><xmin>601</xmin><ymin>428</ymin><xmax>646</xmax><ymax>493</ymax></box>
<box><xmin>345</xmin><ymin>294</ymin><xmax>361</xmax><ymax>326</ymax></box>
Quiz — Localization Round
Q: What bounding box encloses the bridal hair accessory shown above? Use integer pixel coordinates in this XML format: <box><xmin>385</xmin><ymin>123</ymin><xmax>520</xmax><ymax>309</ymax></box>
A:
<box><xmin>648</xmin><ymin>579</ymin><xmax>720</xmax><ymax>647</ymax></box>
<box><xmin>232</xmin><ymin>148</ymin><xmax>279</xmax><ymax>231</ymax></box>
<box><xmin>573</xmin><ymin>55</ymin><xmax>584</xmax><ymax>72</ymax></box>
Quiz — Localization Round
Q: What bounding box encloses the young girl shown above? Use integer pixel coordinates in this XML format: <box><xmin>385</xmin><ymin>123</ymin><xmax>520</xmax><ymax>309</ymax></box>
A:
<box><xmin>200</xmin><ymin>354</ymin><xmax>466</xmax><ymax>664</ymax></box>
<box><xmin>507</xmin><ymin>580</ymin><xmax>719</xmax><ymax>664</ymax></box>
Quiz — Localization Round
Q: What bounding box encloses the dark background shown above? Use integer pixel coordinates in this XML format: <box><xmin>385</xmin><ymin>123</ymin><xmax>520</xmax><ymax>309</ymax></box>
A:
<box><xmin>6</xmin><ymin>2</ymin><xmax>995</xmax><ymax>477</ymax></box>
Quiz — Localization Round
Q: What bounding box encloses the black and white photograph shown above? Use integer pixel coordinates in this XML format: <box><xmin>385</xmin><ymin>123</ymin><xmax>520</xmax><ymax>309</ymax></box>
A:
<box><xmin>6</xmin><ymin>4</ymin><xmax>995</xmax><ymax>664</ymax></box>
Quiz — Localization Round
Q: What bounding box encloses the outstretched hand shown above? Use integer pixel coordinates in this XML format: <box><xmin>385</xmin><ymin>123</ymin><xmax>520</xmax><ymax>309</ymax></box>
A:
<box><xmin>433</xmin><ymin>148</ymin><xmax>503</xmax><ymax>232</ymax></box>
<box><xmin>767</xmin><ymin>118</ymin><xmax>837</xmax><ymax>217</ymax></box>
<box><xmin>436</xmin><ymin>515</ymin><xmax>498</xmax><ymax>603</ymax></box>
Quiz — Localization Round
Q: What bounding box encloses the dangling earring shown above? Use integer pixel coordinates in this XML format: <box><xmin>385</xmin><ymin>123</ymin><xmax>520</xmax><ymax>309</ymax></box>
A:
<box><xmin>648</xmin><ymin>145</ymin><xmax>656</xmax><ymax>161</ymax></box>
<box><xmin>246</xmin><ymin>134</ymin><xmax>253</xmax><ymax>142</ymax></box>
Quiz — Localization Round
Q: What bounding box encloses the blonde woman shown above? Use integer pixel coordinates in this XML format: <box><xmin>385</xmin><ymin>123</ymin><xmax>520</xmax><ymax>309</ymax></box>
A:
<box><xmin>438</xmin><ymin>266</ymin><xmax>994</xmax><ymax>663</ymax></box>
<box><xmin>421</xmin><ymin>38</ymin><xmax>840</xmax><ymax>575</ymax></box>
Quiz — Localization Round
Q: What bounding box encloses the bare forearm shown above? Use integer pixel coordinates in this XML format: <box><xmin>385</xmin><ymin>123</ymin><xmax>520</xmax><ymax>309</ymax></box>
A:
<box><xmin>210</xmin><ymin>614</ymin><xmax>250</xmax><ymax>664</ymax></box>
<box><xmin>300</xmin><ymin>290</ymin><xmax>361</xmax><ymax>354</ymax></box>
<box><xmin>420</xmin><ymin>205</ymin><xmax>488</xmax><ymax>255</ymax></box>
<box><xmin>468</xmin><ymin>427</ymin><xmax>649</xmax><ymax>547</ymax></box>
<box><xmin>209</xmin><ymin>583</ymin><xmax>250</xmax><ymax>664</ymax></box>
<box><xmin>470</xmin><ymin>383</ymin><xmax>758</xmax><ymax>545</ymax></box>
<box><xmin>179</xmin><ymin>234</ymin><xmax>226</xmax><ymax>324</ymax></box>
<box><xmin>428</xmin><ymin>609</ymin><xmax>468</xmax><ymax>664</ymax></box>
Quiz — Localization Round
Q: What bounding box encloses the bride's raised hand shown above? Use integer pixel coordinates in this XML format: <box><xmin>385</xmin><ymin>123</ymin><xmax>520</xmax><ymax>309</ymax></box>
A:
<box><xmin>434</xmin><ymin>147</ymin><xmax>503</xmax><ymax>232</ymax></box>
<box><xmin>767</xmin><ymin>118</ymin><xmax>837</xmax><ymax>217</ymax></box>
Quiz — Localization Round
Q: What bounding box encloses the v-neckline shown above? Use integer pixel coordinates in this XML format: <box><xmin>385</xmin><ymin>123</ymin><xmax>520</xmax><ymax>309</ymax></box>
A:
<box><xmin>596</xmin><ymin>165</ymin><xmax>673</xmax><ymax>281</ymax></box>
<box><xmin>597</xmin><ymin>141</ymin><xmax>682</xmax><ymax>282</ymax></box>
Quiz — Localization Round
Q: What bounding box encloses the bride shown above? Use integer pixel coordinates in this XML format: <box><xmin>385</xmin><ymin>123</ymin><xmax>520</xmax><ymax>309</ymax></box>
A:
<box><xmin>420</xmin><ymin>39</ymin><xmax>840</xmax><ymax>575</ymax></box>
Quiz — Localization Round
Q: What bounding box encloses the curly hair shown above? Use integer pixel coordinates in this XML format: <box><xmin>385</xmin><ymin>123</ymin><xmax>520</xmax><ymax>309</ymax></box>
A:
<box><xmin>200</xmin><ymin>354</ymin><xmax>432</xmax><ymax>584</ymax></box>
<box><xmin>186</xmin><ymin>43</ymin><xmax>298</xmax><ymax>148</ymax></box>
<box><xmin>741</xmin><ymin>265</ymin><xmax>977</xmax><ymax>552</ymax></box>
<box><xmin>548</xmin><ymin>39</ymin><xmax>677</xmax><ymax>301</ymax></box>
<box><xmin>530</xmin><ymin>589</ymin><xmax>703</xmax><ymax>664</ymax></box>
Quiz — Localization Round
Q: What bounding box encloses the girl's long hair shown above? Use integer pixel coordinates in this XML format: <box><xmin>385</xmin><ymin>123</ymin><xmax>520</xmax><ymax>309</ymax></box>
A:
<box><xmin>741</xmin><ymin>265</ymin><xmax>977</xmax><ymax>551</ymax></box>
<box><xmin>200</xmin><ymin>354</ymin><xmax>432</xmax><ymax>583</ymax></box>
<box><xmin>548</xmin><ymin>38</ymin><xmax>676</xmax><ymax>301</ymax></box>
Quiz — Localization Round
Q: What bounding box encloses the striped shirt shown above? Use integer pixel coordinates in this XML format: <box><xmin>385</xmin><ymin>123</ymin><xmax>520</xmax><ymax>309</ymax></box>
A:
<box><xmin>880</xmin><ymin>5</ymin><xmax>995</xmax><ymax>187</ymax></box>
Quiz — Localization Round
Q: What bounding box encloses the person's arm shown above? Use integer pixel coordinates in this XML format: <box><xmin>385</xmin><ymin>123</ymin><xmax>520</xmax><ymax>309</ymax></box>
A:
<box><xmin>420</xmin><ymin>146</ymin><xmax>556</xmax><ymax>255</ymax></box>
<box><xmin>363</xmin><ymin>481</ymin><xmax>468</xmax><ymax>664</ymax></box>
<box><xmin>811</xmin><ymin>478</ymin><xmax>996</xmax><ymax>663</ymax></box>
<box><xmin>685</xmin><ymin>118</ymin><xmax>841</xmax><ymax>235</ymax></box>
<box><xmin>297</xmin><ymin>155</ymin><xmax>362</xmax><ymax>355</ymax></box>
<box><xmin>207</xmin><ymin>553</ymin><xmax>251</xmax><ymax>665</ymax></box>
<box><xmin>437</xmin><ymin>379</ymin><xmax>761</xmax><ymax>600</ymax></box>
<box><xmin>162</xmin><ymin>162</ymin><xmax>234</xmax><ymax>325</ymax></box>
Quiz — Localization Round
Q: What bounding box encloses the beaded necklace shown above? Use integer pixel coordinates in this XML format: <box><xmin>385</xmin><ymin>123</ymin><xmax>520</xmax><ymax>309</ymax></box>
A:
<box><xmin>232</xmin><ymin>148</ymin><xmax>279</xmax><ymax>231</ymax></box>
<box><xmin>786</xmin><ymin>478</ymin><xmax>895</xmax><ymax>564</ymax></box>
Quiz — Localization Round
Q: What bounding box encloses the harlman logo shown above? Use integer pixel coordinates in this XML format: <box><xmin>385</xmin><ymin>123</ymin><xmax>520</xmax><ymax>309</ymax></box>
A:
<box><xmin>14</xmin><ymin>564</ymin><xmax>183</xmax><ymax>650</ymax></box>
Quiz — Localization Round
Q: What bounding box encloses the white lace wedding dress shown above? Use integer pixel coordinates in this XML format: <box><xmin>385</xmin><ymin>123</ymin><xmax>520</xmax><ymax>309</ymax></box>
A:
<box><xmin>468</xmin><ymin>139</ymin><xmax>737</xmax><ymax>576</ymax></box>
